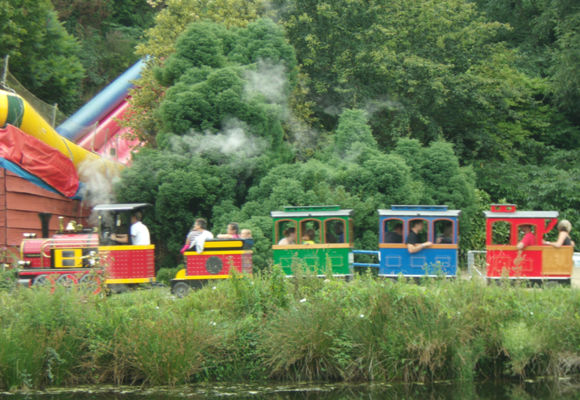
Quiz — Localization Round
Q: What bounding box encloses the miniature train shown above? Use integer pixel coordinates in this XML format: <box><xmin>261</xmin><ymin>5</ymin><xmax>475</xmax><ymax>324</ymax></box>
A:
<box><xmin>15</xmin><ymin>203</ymin><xmax>576</xmax><ymax>294</ymax></box>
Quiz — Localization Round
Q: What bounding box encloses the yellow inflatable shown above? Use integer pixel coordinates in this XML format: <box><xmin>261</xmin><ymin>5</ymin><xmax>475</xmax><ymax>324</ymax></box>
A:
<box><xmin>0</xmin><ymin>89</ymin><xmax>122</xmax><ymax>182</ymax></box>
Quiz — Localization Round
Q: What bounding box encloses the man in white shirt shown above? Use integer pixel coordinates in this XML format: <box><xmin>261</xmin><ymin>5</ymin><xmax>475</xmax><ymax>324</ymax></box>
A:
<box><xmin>111</xmin><ymin>211</ymin><xmax>151</xmax><ymax>245</ymax></box>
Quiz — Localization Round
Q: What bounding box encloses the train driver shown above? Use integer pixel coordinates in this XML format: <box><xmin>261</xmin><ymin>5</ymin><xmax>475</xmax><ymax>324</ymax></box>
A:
<box><xmin>111</xmin><ymin>211</ymin><xmax>151</xmax><ymax>246</ymax></box>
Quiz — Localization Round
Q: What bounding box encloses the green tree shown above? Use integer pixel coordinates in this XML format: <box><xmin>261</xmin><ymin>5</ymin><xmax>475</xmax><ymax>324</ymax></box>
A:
<box><xmin>125</xmin><ymin>0</ymin><xmax>269</xmax><ymax>144</ymax></box>
<box><xmin>154</xmin><ymin>19</ymin><xmax>297</xmax><ymax>155</ymax></box>
<box><xmin>0</xmin><ymin>0</ymin><xmax>84</xmax><ymax>113</ymax></box>
<box><xmin>52</xmin><ymin>0</ymin><xmax>156</xmax><ymax>102</ymax></box>
<box><xmin>334</xmin><ymin>109</ymin><xmax>377</xmax><ymax>156</ymax></box>
<box><xmin>276</xmin><ymin>0</ymin><xmax>561</xmax><ymax>162</ymax></box>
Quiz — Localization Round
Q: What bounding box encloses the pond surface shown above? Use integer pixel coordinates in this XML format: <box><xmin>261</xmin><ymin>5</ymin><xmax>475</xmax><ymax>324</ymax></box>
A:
<box><xmin>1</xmin><ymin>380</ymin><xmax>579</xmax><ymax>400</ymax></box>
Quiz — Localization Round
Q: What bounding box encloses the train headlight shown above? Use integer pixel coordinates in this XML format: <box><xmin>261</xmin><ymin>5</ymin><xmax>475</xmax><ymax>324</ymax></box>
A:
<box><xmin>23</xmin><ymin>233</ymin><xmax>37</xmax><ymax>238</ymax></box>
<box><xmin>17</xmin><ymin>260</ymin><xmax>31</xmax><ymax>267</ymax></box>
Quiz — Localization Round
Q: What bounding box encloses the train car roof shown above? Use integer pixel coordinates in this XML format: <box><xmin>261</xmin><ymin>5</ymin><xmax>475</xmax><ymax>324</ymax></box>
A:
<box><xmin>484</xmin><ymin>210</ymin><xmax>558</xmax><ymax>219</ymax></box>
<box><xmin>378</xmin><ymin>205</ymin><xmax>461</xmax><ymax>217</ymax></box>
<box><xmin>93</xmin><ymin>203</ymin><xmax>152</xmax><ymax>212</ymax></box>
<box><xmin>271</xmin><ymin>209</ymin><xmax>353</xmax><ymax>218</ymax></box>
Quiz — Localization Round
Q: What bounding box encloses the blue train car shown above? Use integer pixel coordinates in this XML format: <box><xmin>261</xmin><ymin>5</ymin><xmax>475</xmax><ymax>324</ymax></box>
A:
<box><xmin>378</xmin><ymin>205</ymin><xmax>461</xmax><ymax>277</ymax></box>
<box><xmin>354</xmin><ymin>205</ymin><xmax>461</xmax><ymax>277</ymax></box>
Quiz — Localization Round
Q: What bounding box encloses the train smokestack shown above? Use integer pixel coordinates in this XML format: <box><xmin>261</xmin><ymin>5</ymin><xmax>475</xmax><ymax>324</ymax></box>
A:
<box><xmin>38</xmin><ymin>213</ymin><xmax>52</xmax><ymax>238</ymax></box>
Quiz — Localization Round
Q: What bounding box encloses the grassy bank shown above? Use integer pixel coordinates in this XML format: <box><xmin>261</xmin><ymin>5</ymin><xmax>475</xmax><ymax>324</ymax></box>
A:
<box><xmin>0</xmin><ymin>269</ymin><xmax>579</xmax><ymax>390</ymax></box>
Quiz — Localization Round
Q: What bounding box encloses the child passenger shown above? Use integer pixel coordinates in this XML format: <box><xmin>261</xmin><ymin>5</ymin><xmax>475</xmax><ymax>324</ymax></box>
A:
<box><xmin>302</xmin><ymin>229</ymin><xmax>316</xmax><ymax>244</ymax></box>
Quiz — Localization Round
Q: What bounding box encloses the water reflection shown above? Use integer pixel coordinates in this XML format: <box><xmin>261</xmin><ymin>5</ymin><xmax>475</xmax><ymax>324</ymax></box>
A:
<box><xmin>2</xmin><ymin>379</ymin><xmax>579</xmax><ymax>400</ymax></box>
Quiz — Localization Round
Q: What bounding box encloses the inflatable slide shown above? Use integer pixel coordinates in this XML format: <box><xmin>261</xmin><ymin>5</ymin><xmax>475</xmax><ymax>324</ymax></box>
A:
<box><xmin>57</xmin><ymin>59</ymin><xmax>145</xmax><ymax>165</ymax></box>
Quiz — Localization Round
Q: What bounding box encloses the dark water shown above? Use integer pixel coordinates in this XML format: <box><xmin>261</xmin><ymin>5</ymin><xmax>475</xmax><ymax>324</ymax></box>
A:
<box><xmin>1</xmin><ymin>380</ymin><xmax>579</xmax><ymax>400</ymax></box>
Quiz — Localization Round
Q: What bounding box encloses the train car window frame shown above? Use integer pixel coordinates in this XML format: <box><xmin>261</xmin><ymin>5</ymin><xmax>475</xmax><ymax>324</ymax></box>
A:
<box><xmin>433</xmin><ymin>218</ymin><xmax>455</xmax><ymax>244</ymax></box>
<box><xmin>324</xmin><ymin>218</ymin><xmax>346</xmax><ymax>244</ymax></box>
<box><xmin>491</xmin><ymin>221</ymin><xmax>512</xmax><ymax>245</ymax></box>
<box><xmin>349</xmin><ymin>218</ymin><xmax>354</xmax><ymax>245</ymax></box>
<box><xmin>299</xmin><ymin>219</ymin><xmax>322</xmax><ymax>244</ymax></box>
<box><xmin>383</xmin><ymin>218</ymin><xmax>404</xmax><ymax>244</ymax></box>
<box><xmin>407</xmin><ymin>218</ymin><xmax>429</xmax><ymax>243</ymax></box>
<box><xmin>275</xmin><ymin>219</ymin><xmax>297</xmax><ymax>245</ymax></box>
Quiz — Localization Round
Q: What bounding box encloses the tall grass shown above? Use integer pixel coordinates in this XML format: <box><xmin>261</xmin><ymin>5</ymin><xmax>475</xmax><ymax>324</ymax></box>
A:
<box><xmin>0</xmin><ymin>270</ymin><xmax>579</xmax><ymax>390</ymax></box>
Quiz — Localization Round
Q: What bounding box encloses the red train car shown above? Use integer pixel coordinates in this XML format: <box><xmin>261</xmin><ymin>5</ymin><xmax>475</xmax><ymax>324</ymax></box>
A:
<box><xmin>485</xmin><ymin>204</ymin><xmax>573</xmax><ymax>282</ymax></box>
<box><xmin>171</xmin><ymin>239</ymin><xmax>253</xmax><ymax>297</ymax></box>
<box><xmin>17</xmin><ymin>203</ymin><xmax>156</xmax><ymax>292</ymax></box>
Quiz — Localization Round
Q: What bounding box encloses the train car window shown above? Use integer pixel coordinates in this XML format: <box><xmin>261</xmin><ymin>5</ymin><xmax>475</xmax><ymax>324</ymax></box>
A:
<box><xmin>491</xmin><ymin>221</ymin><xmax>511</xmax><ymax>245</ymax></box>
<box><xmin>407</xmin><ymin>219</ymin><xmax>428</xmax><ymax>243</ymax></box>
<box><xmin>434</xmin><ymin>220</ymin><xmax>454</xmax><ymax>244</ymax></box>
<box><xmin>383</xmin><ymin>219</ymin><xmax>404</xmax><ymax>243</ymax></box>
<box><xmin>325</xmin><ymin>219</ymin><xmax>346</xmax><ymax>243</ymax></box>
<box><xmin>300</xmin><ymin>219</ymin><xmax>321</xmax><ymax>244</ymax></box>
<box><xmin>275</xmin><ymin>220</ymin><xmax>297</xmax><ymax>245</ymax></box>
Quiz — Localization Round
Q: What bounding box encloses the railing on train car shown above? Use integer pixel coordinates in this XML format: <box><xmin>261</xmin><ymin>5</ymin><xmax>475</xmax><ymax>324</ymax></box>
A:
<box><xmin>351</xmin><ymin>250</ymin><xmax>380</xmax><ymax>269</ymax></box>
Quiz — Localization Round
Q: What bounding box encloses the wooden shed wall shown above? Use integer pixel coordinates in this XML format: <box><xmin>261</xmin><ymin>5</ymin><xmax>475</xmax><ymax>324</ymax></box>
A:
<box><xmin>0</xmin><ymin>169</ymin><xmax>90</xmax><ymax>254</ymax></box>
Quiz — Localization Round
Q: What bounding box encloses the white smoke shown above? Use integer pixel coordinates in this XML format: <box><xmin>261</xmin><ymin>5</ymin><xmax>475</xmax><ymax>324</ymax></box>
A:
<box><xmin>77</xmin><ymin>158</ymin><xmax>120</xmax><ymax>209</ymax></box>
<box><xmin>170</xmin><ymin>118</ymin><xmax>266</xmax><ymax>161</ymax></box>
<box><xmin>244</xmin><ymin>59</ymin><xmax>288</xmax><ymax>105</ymax></box>
<box><xmin>364</xmin><ymin>96</ymin><xmax>404</xmax><ymax>117</ymax></box>
<box><xmin>244</xmin><ymin>59</ymin><xmax>323</xmax><ymax>154</ymax></box>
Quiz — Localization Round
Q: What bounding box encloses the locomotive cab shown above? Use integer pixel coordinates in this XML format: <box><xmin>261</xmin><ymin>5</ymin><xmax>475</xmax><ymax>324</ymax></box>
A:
<box><xmin>92</xmin><ymin>203</ymin><xmax>156</xmax><ymax>289</ymax></box>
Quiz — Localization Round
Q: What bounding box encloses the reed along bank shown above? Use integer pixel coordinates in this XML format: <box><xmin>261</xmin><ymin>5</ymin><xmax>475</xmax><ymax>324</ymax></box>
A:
<box><xmin>1</xmin><ymin>268</ymin><xmax>579</xmax><ymax>390</ymax></box>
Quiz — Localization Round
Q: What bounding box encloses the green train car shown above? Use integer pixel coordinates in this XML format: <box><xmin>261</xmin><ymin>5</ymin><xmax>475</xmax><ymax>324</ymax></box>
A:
<box><xmin>270</xmin><ymin>206</ymin><xmax>354</xmax><ymax>277</ymax></box>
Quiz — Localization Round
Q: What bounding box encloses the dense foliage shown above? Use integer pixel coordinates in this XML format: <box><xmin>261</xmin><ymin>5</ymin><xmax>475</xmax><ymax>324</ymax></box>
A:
<box><xmin>0</xmin><ymin>0</ymin><xmax>84</xmax><ymax>113</ymax></box>
<box><xmin>51</xmin><ymin>0</ymin><xmax>156</xmax><ymax>102</ymax></box>
<box><xmin>1</xmin><ymin>276</ymin><xmax>579</xmax><ymax>389</ymax></box>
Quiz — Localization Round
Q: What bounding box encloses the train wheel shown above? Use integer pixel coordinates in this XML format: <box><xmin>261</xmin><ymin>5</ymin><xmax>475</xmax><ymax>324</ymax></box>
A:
<box><xmin>172</xmin><ymin>281</ymin><xmax>191</xmax><ymax>298</ymax></box>
<box><xmin>32</xmin><ymin>274</ymin><xmax>53</xmax><ymax>287</ymax></box>
<box><xmin>56</xmin><ymin>274</ymin><xmax>78</xmax><ymax>289</ymax></box>
<box><xmin>79</xmin><ymin>274</ymin><xmax>102</xmax><ymax>295</ymax></box>
<box><xmin>109</xmin><ymin>284</ymin><xmax>129</xmax><ymax>294</ymax></box>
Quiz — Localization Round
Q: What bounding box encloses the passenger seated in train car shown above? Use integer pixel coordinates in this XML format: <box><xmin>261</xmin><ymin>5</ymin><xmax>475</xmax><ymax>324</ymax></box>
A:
<box><xmin>544</xmin><ymin>220</ymin><xmax>575</xmax><ymax>248</ymax></box>
<box><xmin>111</xmin><ymin>211</ymin><xmax>151</xmax><ymax>245</ymax></box>
<box><xmin>516</xmin><ymin>224</ymin><xmax>536</xmax><ymax>251</ymax></box>
<box><xmin>278</xmin><ymin>227</ymin><xmax>296</xmax><ymax>245</ymax></box>
<box><xmin>385</xmin><ymin>222</ymin><xmax>403</xmax><ymax>243</ymax></box>
<box><xmin>302</xmin><ymin>229</ymin><xmax>316</xmax><ymax>244</ymax></box>
<box><xmin>217</xmin><ymin>222</ymin><xmax>240</xmax><ymax>239</ymax></box>
<box><xmin>436</xmin><ymin>223</ymin><xmax>453</xmax><ymax>244</ymax></box>
<box><xmin>406</xmin><ymin>220</ymin><xmax>432</xmax><ymax>254</ymax></box>
<box><xmin>181</xmin><ymin>218</ymin><xmax>214</xmax><ymax>253</ymax></box>
<box><xmin>241</xmin><ymin>228</ymin><xmax>254</xmax><ymax>249</ymax></box>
